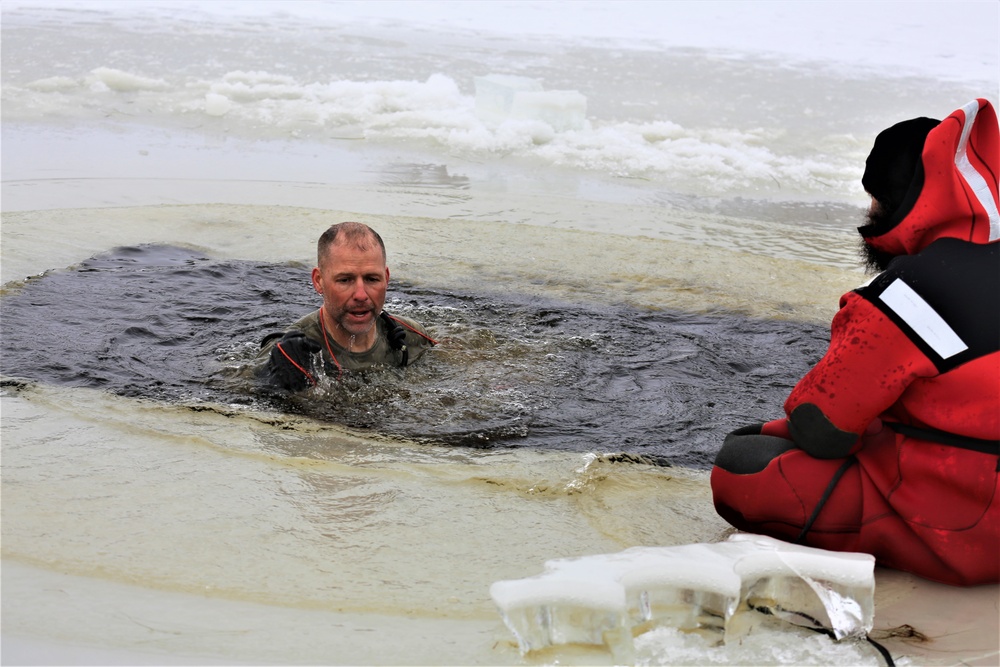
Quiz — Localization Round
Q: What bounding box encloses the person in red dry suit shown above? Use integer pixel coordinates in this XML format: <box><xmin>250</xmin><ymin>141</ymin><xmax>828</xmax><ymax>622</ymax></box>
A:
<box><xmin>710</xmin><ymin>98</ymin><xmax>999</xmax><ymax>586</ymax></box>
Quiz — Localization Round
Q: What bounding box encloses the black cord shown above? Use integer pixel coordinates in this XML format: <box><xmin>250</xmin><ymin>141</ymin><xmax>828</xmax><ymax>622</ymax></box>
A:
<box><xmin>795</xmin><ymin>455</ymin><xmax>858</xmax><ymax>544</ymax></box>
<box><xmin>865</xmin><ymin>634</ymin><xmax>896</xmax><ymax>667</ymax></box>
<box><xmin>749</xmin><ymin>601</ymin><xmax>896</xmax><ymax>667</ymax></box>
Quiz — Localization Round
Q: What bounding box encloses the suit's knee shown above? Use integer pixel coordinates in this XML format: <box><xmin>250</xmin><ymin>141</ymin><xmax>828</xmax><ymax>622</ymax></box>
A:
<box><xmin>714</xmin><ymin>430</ymin><xmax>797</xmax><ymax>474</ymax></box>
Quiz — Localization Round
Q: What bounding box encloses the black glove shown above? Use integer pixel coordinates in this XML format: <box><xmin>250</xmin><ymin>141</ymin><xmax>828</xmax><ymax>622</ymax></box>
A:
<box><xmin>716</xmin><ymin>423</ymin><xmax>794</xmax><ymax>474</ymax></box>
<box><xmin>267</xmin><ymin>331</ymin><xmax>322</xmax><ymax>391</ymax></box>
<box><xmin>382</xmin><ymin>314</ymin><xmax>407</xmax><ymax>350</ymax></box>
<box><xmin>380</xmin><ymin>312</ymin><xmax>409</xmax><ymax>366</ymax></box>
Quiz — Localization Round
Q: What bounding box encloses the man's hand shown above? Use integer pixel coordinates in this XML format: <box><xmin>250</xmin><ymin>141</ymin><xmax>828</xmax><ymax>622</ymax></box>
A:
<box><xmin>384</xmin><ymin>319</ymin><xmax>407</xmax><ymax>350</ymax></box>
<box><xmin>267</xmin><ymin>331</ymin><xmax>322</xmax><ymax>391</ymax></box>
<box><xmin>380</xmin><ymin>313</ymin><xmax>410</xmax><ymax>366</ymax></box>
<box><xmin>715</xmin><ymin>422</ymin><xmax>796</xmax><ymax>475</ymax></box>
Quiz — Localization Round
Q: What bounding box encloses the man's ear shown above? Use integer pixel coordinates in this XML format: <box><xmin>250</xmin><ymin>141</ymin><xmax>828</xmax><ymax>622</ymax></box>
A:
<box><xmin>386</xmin><ymin>266</ymin><xmax>391</xmax><ymax>282</ymax></box>
<box><xmin>311</xmin><ymin>266</ymin><xmax>323</xmax><ymax>294</ymax></box>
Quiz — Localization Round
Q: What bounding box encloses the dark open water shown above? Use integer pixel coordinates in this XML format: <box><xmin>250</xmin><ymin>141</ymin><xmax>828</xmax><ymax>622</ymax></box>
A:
<box><xmin>0</xmin><ymin>244</ymin><xmax>827</xmax><ymax>467</ymax></box>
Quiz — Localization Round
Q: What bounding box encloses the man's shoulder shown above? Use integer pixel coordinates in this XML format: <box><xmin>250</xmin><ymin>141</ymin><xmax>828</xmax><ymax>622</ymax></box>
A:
<box><xmin>288</xmin><ymin>309</ymin><xmax>323</xmax><ymax>336</ymax></box>
<box><xmin>854</xmin><ymin>240</ymin><xmax>998</xmax><ymax>368</ymax></box>
<box><xmin>383</xmin><ymin>313</ymin><xmax>434</xmax><ymax>342</ymax></box>
<box><xmin>257</xmin><ymin>309</ymin><xmax>323</xmax><ymax>356</ymax></box>
<box><xmin>862</xmin><ymin>239</ymin><xmax>997</xmax><ymax>301</ymax></box>
<box><xmin>381</xmin><ymin>312</ymin><xmax>435</xmax><ymax>369</ymax></box>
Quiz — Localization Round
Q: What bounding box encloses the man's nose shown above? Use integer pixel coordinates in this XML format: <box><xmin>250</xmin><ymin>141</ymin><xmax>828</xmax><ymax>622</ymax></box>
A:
<box><xmin>351</xmin><ymin>278</ymin><xmax>369</xmax><ymax>301</ymax></box>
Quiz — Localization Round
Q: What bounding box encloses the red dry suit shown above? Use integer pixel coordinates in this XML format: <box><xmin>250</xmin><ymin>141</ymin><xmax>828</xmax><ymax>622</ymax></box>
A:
<box><xmin>711</xmin><ymin>98</ymin><xmax>1000</xmax><ymax>586</ymax></box>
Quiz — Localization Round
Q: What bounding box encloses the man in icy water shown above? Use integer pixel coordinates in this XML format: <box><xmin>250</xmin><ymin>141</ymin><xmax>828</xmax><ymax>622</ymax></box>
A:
<box><xmin>258</xmin><ymin>221</ymin><xmax>436</xmax><ymax>391</ymax></box>
<box><xmin>711</xmin><ymin>99</ymin><xmax>999</xmax><ymax>586</ymax></box>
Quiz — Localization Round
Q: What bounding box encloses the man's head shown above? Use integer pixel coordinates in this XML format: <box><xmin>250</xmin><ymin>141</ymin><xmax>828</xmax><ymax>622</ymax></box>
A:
<box><xmin>311</xmin><ymin>222</ymin><xmax>389</xmax><ymax>345</ymax></box>
<box><xmin>862</xmin><ymin>117</ymin><xmax>940</xmax><ymax>217</ymax></box>
<box><xmin>858</xmin><ymin>116</ymin><xmax>940</xmax><ymax>273</ymax></box>
<box><xmin>317</xmin><ymin>221</ymin><xmax>386</xmax><ymax>268</ymax></box>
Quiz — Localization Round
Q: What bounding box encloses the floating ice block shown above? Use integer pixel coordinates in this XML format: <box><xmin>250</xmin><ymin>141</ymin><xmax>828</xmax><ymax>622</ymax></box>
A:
<box><xmin>489</xmin><ymin>533</ymin><xmax>875</xmax><ymax>656</ymax></box>
<box><xmin>508</xmin><ymin>90</ymin><xmax>588</xmax><ymax>132</ymax></box>
<box><xmin>474</xmin><ymin>74</ymin><xmax>588</xmax><ymax>131</ymax></box>
<box><xmin>474</xmin><ymin>75</ymin><xmax>543</xmax><ymax>125</ymax></box>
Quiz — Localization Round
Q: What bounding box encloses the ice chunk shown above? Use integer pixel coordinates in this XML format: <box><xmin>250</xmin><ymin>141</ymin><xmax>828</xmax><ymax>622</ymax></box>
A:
<box><xmin>490</xmin><ymin>573</ymin><xmax>628</xmax><ymax>656</ymax></box>
<box><xmin>729</xmin><ymin>534</ymin><xmax>875</xmax><ymax>641</ymax></box>
<box><xmin>491</xmin><ymin>554</ymin><xmax>636</xmax><ymax>660</ymax></box>
<box><xmin>88</xmin><ymin>67</ymin><xmax>169</xmax><ymax>92</ymax></box>
<box><xmin>509</xmin><ymin>90</ymin><xmax>588</xmax><ymax>132</ymax></box>
<box><xmin>25</xmin><ymin>76</ymin><xmax>79</xmax><ymax>92</ymax></box>
<box><xmin>489</xmin><ymin>533</ymin><xmax>875</xmax><ymax>657</ymax></box>
<box><xmin>205</xmin><ymin>93</ymin><xmax>233</xmax><ymax>117</ymax></box>
<box><xmin>474</xmin><ymin>74</ymin><xmax>543</xmax><ymax>125</ymax></box>
<box><xmin>618</xmin><ymin>544</ymin><xmax>743</xmax><ymax>635</ymax></box>
<box><xmin>474</xmin><ymin>74</ymin><xmax>588</xmax><ymax>131</ymax></box>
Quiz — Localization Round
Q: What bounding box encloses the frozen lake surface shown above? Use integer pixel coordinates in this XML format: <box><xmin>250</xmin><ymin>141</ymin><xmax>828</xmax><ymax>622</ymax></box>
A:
<box><xmin>2</xmin><ymin>1</ymin><xmax>997</xmax><ymax>665</ymax></box>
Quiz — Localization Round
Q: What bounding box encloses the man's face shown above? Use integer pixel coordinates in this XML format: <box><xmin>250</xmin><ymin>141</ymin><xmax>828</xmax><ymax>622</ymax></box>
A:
<box><xmin>311</xmin><ymin>240</ymin><xmax>389</xmax><ymax>339</ymax></box>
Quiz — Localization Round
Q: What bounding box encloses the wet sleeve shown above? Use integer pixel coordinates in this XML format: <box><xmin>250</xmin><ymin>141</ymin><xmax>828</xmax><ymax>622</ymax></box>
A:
<box><xmin>255</xmin><ymin>312</ymin><xmax>320</xmax><ymax>362</ymax></box>
<box><xmin>256</xmin><ymin>331</ymin><xmax>284</xmax><ymax>360</ymax></box>
<box><xmin>783</xmin><ymin>291</ymin><xmax>937</xmax><ymax>458</ymax></box>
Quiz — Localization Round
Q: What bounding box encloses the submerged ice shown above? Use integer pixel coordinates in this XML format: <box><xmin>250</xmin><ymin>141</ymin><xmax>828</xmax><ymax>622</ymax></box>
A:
<box><xmin>489</xmin><ymin>533</ymin><xmax>874</xmax><ymax>659</ymax></box>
